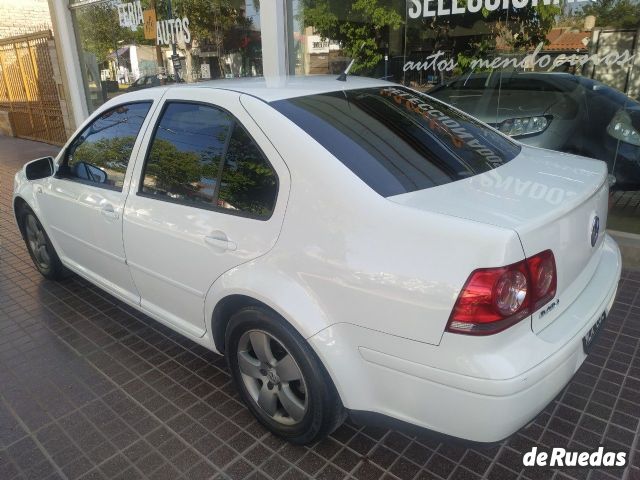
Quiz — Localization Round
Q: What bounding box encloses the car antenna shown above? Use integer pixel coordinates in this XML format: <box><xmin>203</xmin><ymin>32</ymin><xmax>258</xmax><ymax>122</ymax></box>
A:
<box><xmin>337</xmin><ymin>43</ymin><xmax>365</xmax><ymax>82</ymax></box>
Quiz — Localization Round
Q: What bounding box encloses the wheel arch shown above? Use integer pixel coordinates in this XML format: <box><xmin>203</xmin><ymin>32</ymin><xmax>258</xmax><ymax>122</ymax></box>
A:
<box><xmin>13</xmin><ymin>196</ymin><xmax>31</xmax><ymax>237</ymax></box>
<box><xmin>211</xmin><ymin>294</ymin><xmax>271</xmax><ymax>354</ymax></box>
<box><xmin>206</xmin><ymin>269</ymin><xmax>333</xmax><ymax>355</ymax></box>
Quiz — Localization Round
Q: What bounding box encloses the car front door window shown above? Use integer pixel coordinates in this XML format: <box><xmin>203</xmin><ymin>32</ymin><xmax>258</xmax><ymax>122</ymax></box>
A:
<box><xmin>61</xmin><ymin>102</ymin><xmax>152</xmax><ymax>190</ymax></box>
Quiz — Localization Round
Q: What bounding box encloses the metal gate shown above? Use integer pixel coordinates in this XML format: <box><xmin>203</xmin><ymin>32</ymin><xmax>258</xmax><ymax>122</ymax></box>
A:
<box><xmin>0</xmin><ymin>30</ymin><xmax>66</xmax><ymax>145</ymax></box>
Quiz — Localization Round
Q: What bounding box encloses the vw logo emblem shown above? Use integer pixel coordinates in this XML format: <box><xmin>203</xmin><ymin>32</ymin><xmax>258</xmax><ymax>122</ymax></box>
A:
<box><xmin>266</xmin><ymin>370</ymin><xmax>280</xmax><ymax>385</ymax></box>
<box><xmin>590</xmin><ymin>215</ymin><xmax>600</xmax><ymax>247</ymax></box>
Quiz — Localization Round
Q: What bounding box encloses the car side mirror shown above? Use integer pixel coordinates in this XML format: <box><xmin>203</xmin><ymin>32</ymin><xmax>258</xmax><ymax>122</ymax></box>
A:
<box><xmin>25</xmin><ymin>156</ymin><xmax>55</xmax><ymax>180</ymax></box>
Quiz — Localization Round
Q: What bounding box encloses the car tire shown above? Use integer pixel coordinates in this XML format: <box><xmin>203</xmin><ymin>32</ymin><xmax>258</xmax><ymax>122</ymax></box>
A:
<box><xmin>226</xmin><ymin>306</ymin><xmax>346</xmax><ymax>445</ymax></box>
<box><xmin>18</xmin><ymin>208</ymin><xmax>67</xmax><ymax>280</ymax></box>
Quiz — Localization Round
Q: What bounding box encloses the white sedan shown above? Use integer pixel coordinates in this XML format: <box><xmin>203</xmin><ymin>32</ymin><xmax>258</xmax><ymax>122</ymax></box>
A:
<box><xmin>13</xmin><ymin>76</ymin><xmax>621</xmax><ymax>444</ymax></box>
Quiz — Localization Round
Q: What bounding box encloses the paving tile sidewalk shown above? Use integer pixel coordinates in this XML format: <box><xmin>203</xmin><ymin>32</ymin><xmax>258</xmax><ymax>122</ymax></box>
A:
<box><xmin>1</xmin><ymin>136</ymin><xmax>639</xmax><ymax>480</ymax></box>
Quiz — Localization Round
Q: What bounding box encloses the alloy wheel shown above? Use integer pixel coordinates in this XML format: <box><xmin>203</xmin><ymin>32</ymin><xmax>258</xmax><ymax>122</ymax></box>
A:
<box><xmin>25</xmin><ymin>214</ymin><xmax>50</xmax><ymax>271</ymax></box>
<box><xmin>237</xmin><ymin>330</ymin><xmax>308</xmax><ymax>425</ymax></box>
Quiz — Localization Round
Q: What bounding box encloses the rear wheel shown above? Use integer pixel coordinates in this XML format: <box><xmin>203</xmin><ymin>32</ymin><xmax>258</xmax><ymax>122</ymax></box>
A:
<box><xmin>19</xmin><ymin>209</ymin><xmax>67</xmax><ymax>280</ymax></box>
<box><xmin>226</xmin><ymin>306</ymin><xmax>345</xmax><ymax>444</ymax></box>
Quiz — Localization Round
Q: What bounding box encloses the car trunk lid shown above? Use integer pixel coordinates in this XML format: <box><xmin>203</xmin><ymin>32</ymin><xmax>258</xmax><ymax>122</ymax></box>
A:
<box><xmin>388</xmin><ymin>145</ymin><xmax>609</xmax><ymax>333</ymax></box>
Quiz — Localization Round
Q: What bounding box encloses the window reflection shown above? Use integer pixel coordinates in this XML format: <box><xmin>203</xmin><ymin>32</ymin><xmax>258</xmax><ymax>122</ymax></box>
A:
<box><xmin>142</xmin><ymin>102</ymin><xmax>278</xmax><ymax>218</ymax></box>
<box><xmin>288</xmin><ymin>0</ymin><xmax>640</xmax><ymax>232</ymax></box>
<box><xmin>143</xmin><ymin>103</ymin><xmax>232</xmax><ymax>205</ymax></box>
<box><xmin>63</xmin><ymin>102</ymin><xmax>152</xmax><ymax>190</ymax></box>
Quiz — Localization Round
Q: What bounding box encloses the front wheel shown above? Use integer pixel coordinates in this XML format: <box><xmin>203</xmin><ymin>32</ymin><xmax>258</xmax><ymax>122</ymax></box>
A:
<box><xmin>19</xmin><ymin>209</ymin><xmax>67</xmax><ymax>280</ymax></box>
<box><xmin>226</xmin><ymin>306</ymin><xmax>345</xmax><ymax>444</ymax></box>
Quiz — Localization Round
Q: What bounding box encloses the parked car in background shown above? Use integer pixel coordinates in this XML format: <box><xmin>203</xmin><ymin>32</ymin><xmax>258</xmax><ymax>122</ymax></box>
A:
<box><xmin>13</xmin><ymin>76</ymin><xmax>621</xmax><ymax>445</ymax></box>
<box><xmin>127</xmin><ymin>74</ymin><xmax>179</xmax><ymax>91</ymax></box>
<box><xmin>430</xmin><ymin>72</ymin><xmax>640</xmax><ymax>189</ymax></box>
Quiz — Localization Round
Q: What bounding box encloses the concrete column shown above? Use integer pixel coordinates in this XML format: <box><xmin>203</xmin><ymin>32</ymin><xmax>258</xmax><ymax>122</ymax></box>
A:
<box><xmin>47</xmin><ymin>0</ymin><xmax>89</xmax><ymax>129</ymax></box>
<box><xmin>260</xmin><ymin>0</ymin><xmax>288</xmax><ymax>79</ymax></box>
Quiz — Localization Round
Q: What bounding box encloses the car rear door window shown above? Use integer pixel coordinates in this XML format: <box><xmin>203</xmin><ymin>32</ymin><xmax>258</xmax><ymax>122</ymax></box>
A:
<box><xmin>61</xmin><ymin>102</ymin><xmax>152</xmax><ymax>191</ymax></box>
<box><xmin>141</xmin><ymin>101</ymin><xmax>278</xmax><ymax>218</ymax></box>
<box><xmin>141</xmin><ymin>102</ymin><xmax>233</xmax><ymax>206</ymax></box>
<box><xmin>271</xmin><ymin>87</ymin><xmax>520</xmax><ymax>197</ymax></box>
<box><xmin>217</xmin><ymin>123</ymin><xmax>278</xmax><ymax>218</ymax></box>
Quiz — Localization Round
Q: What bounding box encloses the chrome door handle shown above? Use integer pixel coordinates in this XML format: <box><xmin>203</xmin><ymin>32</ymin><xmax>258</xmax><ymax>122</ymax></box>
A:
<box><xmin>100</xmin><ymin>204</ymin><xmax>119</xmax><ymax>219</ymax></box>
<box><xmin>204</xmin><ymin>232</ymin><xmax>237</xmax><ymax>251</ymax></box>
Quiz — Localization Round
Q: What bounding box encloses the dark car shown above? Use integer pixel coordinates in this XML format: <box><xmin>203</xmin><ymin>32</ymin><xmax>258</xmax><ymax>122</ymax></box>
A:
<box><xmin>430</xmin><ymin>72</ymin><xmax>640</xmax><ymax>189</ymax></box>
<box><xmin>127</xmin><ymin>74</ymin><xmax>179</xmax><ymax>91</ymax></box>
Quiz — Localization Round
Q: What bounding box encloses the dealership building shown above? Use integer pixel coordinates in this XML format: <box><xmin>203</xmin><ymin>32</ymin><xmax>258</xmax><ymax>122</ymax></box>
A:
<box><xmin>6</xmin><ymin>0</ymin><xmax>640</xmax><ymax>239</ymax></box>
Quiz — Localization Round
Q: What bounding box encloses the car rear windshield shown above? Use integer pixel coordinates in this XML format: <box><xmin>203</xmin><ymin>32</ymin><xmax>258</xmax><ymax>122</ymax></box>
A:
<box><xmin>270</xmin><ymin>86</ymin><xmax>521</xmax><ymax>197</ymax></box>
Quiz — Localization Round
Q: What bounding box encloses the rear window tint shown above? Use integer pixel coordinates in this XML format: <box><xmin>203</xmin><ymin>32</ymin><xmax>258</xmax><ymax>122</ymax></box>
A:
<box><xmin>271</xmin><ymin>86</ymin><xmax>520</xmax><ymax>197</ymax></box>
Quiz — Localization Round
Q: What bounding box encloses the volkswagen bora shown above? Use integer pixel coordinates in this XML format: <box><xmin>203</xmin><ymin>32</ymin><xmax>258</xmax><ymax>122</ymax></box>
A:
<box><xmin>13</xmin><ymin>76</ymin><xmax>621</xmax><ymax>444</ymax></box>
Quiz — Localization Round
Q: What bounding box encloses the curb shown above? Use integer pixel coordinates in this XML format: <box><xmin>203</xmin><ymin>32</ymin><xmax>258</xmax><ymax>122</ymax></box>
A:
<box><xmin>609</xmin><ymin>230</ymin><xmax>640</xmax><ymax>269</ymax></box>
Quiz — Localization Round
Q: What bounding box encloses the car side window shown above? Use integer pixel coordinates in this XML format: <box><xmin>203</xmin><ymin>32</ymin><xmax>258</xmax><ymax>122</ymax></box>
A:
<box><xmin>61</xmin><ymin>102</ymin><xmax>152</xmax><ymax>191</ymax></box>
<box><xmin>141</xmin><ymin>102</ymin><xmax>233</xmax><ymax>206</ymax></box>
<box><xmin>141</xmin><ymin>101</ymin><xmax>278</xmax><ymax>218</ymax></box>
<box><xmin>218</xmin><ymin>124</ymin><xmax>278</xmax><ymax>217</ymax></box>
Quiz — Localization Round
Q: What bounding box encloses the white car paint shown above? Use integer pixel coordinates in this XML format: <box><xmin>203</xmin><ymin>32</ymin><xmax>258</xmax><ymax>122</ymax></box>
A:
<box><xmin>13</xmin><ymin>76</ymin><xmax>621</xmax><ymax>443</ymax></box>
<box><xmin>122</xmin><ymin>87</ymin><xmax>291</xmax><ymax>338</ymax></box>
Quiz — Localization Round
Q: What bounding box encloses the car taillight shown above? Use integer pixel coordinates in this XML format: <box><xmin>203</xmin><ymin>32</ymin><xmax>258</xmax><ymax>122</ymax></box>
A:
<box><xmin>447</xmin><ymin>250</ymin><xmax>556</xmax><ymax>335</ymax></box>
<box><xmin>527</xmin><ymin>250</ymin><xmax>557</xmax><ymax>311</ymax></box>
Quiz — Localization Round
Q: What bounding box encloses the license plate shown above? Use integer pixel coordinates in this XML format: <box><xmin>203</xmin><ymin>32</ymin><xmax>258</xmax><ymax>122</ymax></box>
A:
<box><xmin>583</xmin><ymin>311</ymin><xmax>606</xmax><ymax>353</ymax></box>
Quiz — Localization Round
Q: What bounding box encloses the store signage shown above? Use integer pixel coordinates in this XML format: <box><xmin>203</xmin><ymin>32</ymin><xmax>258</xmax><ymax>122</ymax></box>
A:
<box><xmin>116</xmin><ymin>1</ymin><xmax>190</xmax><ymax>46</ymax></box>
<box><xmin>407</xmin><ymin>0</ymin><xmax>594</xmax><ymax>18</ymax></box>
<box><xmin>143</xmin><ymin>9</ymin><xmax>157</xmax><ymax>40</ymax></box>
<box><xmin>403</xmin><ymin>42</ymin><xmax>637</xmax><ymax>73</ymax></box>
<box><xmin>156</xmin><ymin>18</ymin><xmax>191</xmax><ymax>46</ymax></box>
<box><xmin>307</xmin><ymin>35</ymin><xmax>340</xmax><ymax>54</ymax></box>
<box><xmin>118</xmin><ymin>1</ymin><xmax>143</xmax><ymax>30</ymax></box>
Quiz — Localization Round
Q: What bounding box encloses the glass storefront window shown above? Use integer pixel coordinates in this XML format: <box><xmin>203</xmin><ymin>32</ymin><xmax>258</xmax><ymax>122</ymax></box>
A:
<box><xmin>289</xmin><ymin>0</ymin><xmax>640</xmax><ymax>234</ymax></box>
<box><xmin>70</xmin><ymin>0</ymin><xmax>263</xmax><ymax>113</ymax></box>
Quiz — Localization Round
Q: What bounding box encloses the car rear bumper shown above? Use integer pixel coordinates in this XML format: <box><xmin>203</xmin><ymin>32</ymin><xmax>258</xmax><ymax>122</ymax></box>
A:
<box><xmin>309</xmin><ymin>234</ymin><xmax>622</xmax><ymax>442</ymax></box>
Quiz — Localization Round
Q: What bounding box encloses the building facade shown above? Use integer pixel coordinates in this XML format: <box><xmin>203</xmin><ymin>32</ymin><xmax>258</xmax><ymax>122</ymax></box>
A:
<box><xmin>46</xmin><ymin>0</ymin><xmax>640</xmax><ymax>235</ymax></box>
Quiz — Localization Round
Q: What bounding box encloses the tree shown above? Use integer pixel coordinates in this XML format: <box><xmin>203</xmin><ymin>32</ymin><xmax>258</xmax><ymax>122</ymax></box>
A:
<box><xmin>74</xmin><ymin>1</ymin><xmax>144</xmax><ymax>64</ymax></box>
<box><xmin>176</xmin><ymin>0</ymin><xmax>256</xmax><ymax>77</ymax></box>
<box><xmin>492</xmin><ymin>3</ymin><xmax>561</xmax><ymax>51</ymax></box>
<box><xmin>146</xmin><ymin>138</ymin><xmax>203</xmax><ymax>193</ymax></box>
<box><xmin>74</xmin><ymin>135</ymin><xmax>137</xmax><ymax>173</ymax></box>
<box><xmin>301</xmin><ymin>0</ymin><xmax>402</xmax><ymax>73</ymax></box>
<box><xmin>581</xmin><ymin>0</ymin><xmax>640</xmax><ymax>29</ymax></box>
<box><xmin>218</xmin><ymin>126</ymin><xmax>276</xmax><ymax>216</ymax></box>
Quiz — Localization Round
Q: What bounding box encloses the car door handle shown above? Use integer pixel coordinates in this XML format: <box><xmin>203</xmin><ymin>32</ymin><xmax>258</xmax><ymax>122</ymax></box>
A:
<box><xmin>34</xmin><ymin>185</ymin><xmax>43</xmax><ymax>194</ymax></box>
<box><xmin>204</xmin><ymin>232</ymin><xmax>237</xmax><ymax>251</ymax></box>
<box><xmin>100</xmin><ymin>203</ymin><xmax>119</xmax><ymax>219</ymax></box>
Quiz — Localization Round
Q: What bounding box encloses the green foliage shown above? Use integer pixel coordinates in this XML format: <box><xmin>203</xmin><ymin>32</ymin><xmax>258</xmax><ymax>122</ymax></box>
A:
<box><xmin>455</xmin><ymin>38</ymin><xmax>495</xmax><ymax>75</ymax></box>
<box><xmin>74</xmin><ymin>1</ymin><xmax>144</xmax><ymax>64</ymax></box>
<box><xmin>582</xmin><ymin>0</ymin><xmax>640</xmax><ymax>29</ymax></box>
<box><xmin>176</xmin><ymin>0</ymin><xmax>254</xmax><ymax>45</ymax></box>
<box><xmin>146</xmin><ymin>138</ymin><xmax>203</xmax><ymax>193</ymax></box>
<box><xmin>219</xmin><ymin>127</ymin><xmax>276</xmax><ymax>216</ymax></box>
<box><xmin>483</xmin><ymin>3</ymin><xmax>561</xmax><ymax>51</ymax></box>
<box><xmin>301</xmin><ymin>0</ymin><xmax>402</xmax><ymax>73</ymax></box>
<box><xmin>519</xmin><ymin>3</ymin><xmax>562</xmax><ymax>48</ymax></box>
<box><xmin>74</xmin><ymin>135</ymin><xmax>136</xmax><ymax>174</ymax></box>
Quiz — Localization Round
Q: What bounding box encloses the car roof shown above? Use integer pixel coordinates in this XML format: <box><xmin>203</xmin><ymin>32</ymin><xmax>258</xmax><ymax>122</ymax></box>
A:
<box><xmin>164</xmin><ymin>75</ymin><xmax>393</xmax><ymax>102</ymax></box>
